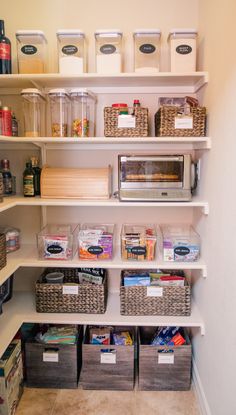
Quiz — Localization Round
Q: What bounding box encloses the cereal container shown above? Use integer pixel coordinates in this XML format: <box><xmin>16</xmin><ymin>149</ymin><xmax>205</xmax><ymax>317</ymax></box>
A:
<box><xmin>78</xmin><ymin>223</ymin><xmax>114</xmax><ymax>260</ymax></box>
<box><xmin>48</xmin><ymin>89</ymin><xmax>70</xmax><ymax>137</ymax></box>
<box><xmin>37</xmin><ymin>224</ymin><xmax>79</xmax><ymax>260</ymax></box>
<box><xmin>133</xmin><ymin>29</ymin><xmax>161</xmax><ymax>73</ymax></box>
<box><xmin>95</xmin><ymin>30</ymin><xmax>122</xmax><ymax>73</ymax></box>
<box><xmin>121</xmin><ymin>224</ymin><xmax>157</xmax><ymax>261</ymax></box>
<box><xmin>21</xmin><ymin>88</ymin><xmax>46</xmax><ymax>137</ymax></box>
<box><xmin>16</xmin><ymin>30</ymin><xmax>47</xmax><ymax>73</ymax></box>
<box><xmin>57</xmin><ymin>29</ymin><xmax>86</xmax><ymax>74</ymax></box>
<box><xmin>168</xmin><ymin>29</ymin><xmax>197</xmax><ymax>72</ymax></box>
<box><xmin>69</xmin><ymin>89</ymin><xmax>96</xmax><ymax>137</ymax></box>
<box><xmin>161</xmin><ymin>224</ymin><xmax>200</xmax><ymax>262</ymax></box>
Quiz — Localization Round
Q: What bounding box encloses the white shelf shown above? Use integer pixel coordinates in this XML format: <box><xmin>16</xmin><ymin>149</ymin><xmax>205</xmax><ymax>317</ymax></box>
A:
<box><xmin>0</xmin><ymin>244</ymin><xmax>207</xmax><ymax>286</ymax></box>
<box><xmin>0</xmin><ymin>290</ymin><xmax>205</xmax><ymax>356</ymax></box>
<box><xmin>0</xmin><ymin>72</ymin><xmax>208</xmax><ymax>93</ymax></box>
<box><xmin>0</xmin><ymin>196</ymin><xmax>209</xmax><ymax>214</ymax></box>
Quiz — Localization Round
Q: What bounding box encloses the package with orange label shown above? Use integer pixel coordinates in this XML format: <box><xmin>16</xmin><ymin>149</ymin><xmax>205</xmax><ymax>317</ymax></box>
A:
<box><xmin>78</xmin><ymin>224</ymin><xmax>114</xmax><ymax>260</ymax></box>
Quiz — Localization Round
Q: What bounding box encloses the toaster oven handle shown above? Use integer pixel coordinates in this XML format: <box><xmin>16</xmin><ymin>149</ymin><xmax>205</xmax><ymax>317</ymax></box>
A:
<box><xmin>191</xmin><ymin>162</ymin><xmax>198</xmax><ymax>193</ymax></box>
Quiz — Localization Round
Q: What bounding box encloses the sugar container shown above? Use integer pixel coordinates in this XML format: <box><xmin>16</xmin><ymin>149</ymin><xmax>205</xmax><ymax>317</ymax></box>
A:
<box><xmin>95</xmin><ymin>30</ymin><xmax>122</xmax><ymax>73</ymax></box>
<box><xmin>16</xmin><ymin>30</ymin><xmax>47</xmax><ymax>73</ymax></box>
<box><xmin>69</xmin><ymin>89</ymin><xmax>96</xmax><ymax>137</ymax></box>
<box><xmin>57</xmin><ymin>29</ymin><xmax>86</xmax><ymax>74</ymax></box>
<box><xmin>133</xmin><ymin>29</ymin><xmax>161</xmax><ymax>73</ymax></box>
<box><xmin>48</xmin><ymin>89</ymin><xmax>70</xmax><ymax>137</ymax></box>
<box><xmin>168</xmin><ymin>29</ymin><xmax>197</xmax><ymax>72</ymax></box>
<box><xmin>21</xmin><ymin>88</ymin><xmax>46</xmax><ymax>137</ymax></box>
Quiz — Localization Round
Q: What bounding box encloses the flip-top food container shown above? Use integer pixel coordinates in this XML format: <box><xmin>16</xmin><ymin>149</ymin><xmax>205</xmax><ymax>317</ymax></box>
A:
<box><xmin>168</xmin><ymin>29</ymin><xmax>197</xmax><ymax>72</ymax></box>
<box><xmin>57</xmin><ymin>29</ymin><xmax>86</xmax><ymax>74</ymax></box>
<box><xmin>133</xmin><ymin>29</ymin><xmax>161</xmax><ymax>72</ymax></box>
<box><xmin>95</xmin><ymin>30</ymin><xmax>122</xmax><ymax>73</ymax></box>
<box><xmin>16</xmin><ymin>30</ymin><xmax>47</xmax><ymax>73</ymax></box>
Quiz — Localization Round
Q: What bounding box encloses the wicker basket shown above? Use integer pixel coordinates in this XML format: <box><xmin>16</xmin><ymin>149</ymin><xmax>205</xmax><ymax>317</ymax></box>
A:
<box><xmin>155</xmin><ymin>105</ymin><xmax>206</xmax><ymax>137</ymax></box>
<box><xmin>104</xmin><ymin>107</ymin><xmax>149</xmax><ymax>137</ymax></box>
<box><xmin>0</xmin><ymin>233</ymin><xmax>6</xmax><ymax>271</ymax></box>
<box><xmin>120</xmin><ymin>271</ymin><xmax>191</xmax><ymax>316</ymax></box>
<box><xmin>35</xmin><ymin>268</ymin><xmax>108</xmax><ymax>313</ymax></box>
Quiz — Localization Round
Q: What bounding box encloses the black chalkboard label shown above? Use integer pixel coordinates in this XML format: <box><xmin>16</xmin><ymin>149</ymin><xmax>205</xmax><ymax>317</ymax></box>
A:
<box><xmin>88</xmin><ymin>246</ymin><xmax>104</xmax><ymax>255</ymax></box>
<box><xmin>139</xmin><ymin>44</ymin><xmax>156</xmax><ymax>54</ymax></box>
<box><xmin>176</xmin><ymin>45</ymin><xmax>192</xmax><ymax>55</ymax></box>
<box><xmin>100</xmin><ymin>44</ymin><xmax>116</xmax><ymax>54</ymax></box>
<box><xmin>47</xmin><ymin>245</ymin><xmax>63</xmax><ymax>254</ymax></box>
<box><xmin>62</xmin><ymin>45</ymin><xmax>78</xmax><ymax>55</ymax></box>
<box><xmin>21</xmin><ymin>45</ymin><xmax>37</xmax><ymax>55</ymax></box>
<box><xmin>131</xmin><ymin>246</ymin><xmax>146</xmax><ymax>255</ymax></box>
<box><xmin>174</xmin><ymin>246</ymin><xmax>190</xmax><ymax>256</ymax></box>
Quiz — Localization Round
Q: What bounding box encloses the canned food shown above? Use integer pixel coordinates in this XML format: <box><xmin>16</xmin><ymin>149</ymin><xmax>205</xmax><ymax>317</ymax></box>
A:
<box><xmin>0</xmin><ymin>106</ymin><xmax>12</xmax><ymax>136</ymax></box>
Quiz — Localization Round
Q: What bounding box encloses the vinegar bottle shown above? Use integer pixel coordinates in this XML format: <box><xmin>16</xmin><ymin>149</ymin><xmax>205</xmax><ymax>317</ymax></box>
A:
<box><xmin>0</xmin><ymin>20</ymin><xmax>11</xmax><ymax>74</ymax></box>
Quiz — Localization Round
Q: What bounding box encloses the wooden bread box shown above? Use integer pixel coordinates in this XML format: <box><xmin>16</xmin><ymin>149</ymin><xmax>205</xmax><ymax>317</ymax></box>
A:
<box><xmin>40</xmin><ymin>165</ymin><xmax>112</xmax><ymax>199</ymax></box>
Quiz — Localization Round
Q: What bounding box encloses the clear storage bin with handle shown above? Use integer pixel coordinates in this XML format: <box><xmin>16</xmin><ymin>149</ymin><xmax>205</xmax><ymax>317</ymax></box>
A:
<box><xmin>48</xmin><ymin>89</ymin><xmax>70</xmax><ymax>137</ymax></box>
<box><xmin>69</xmin><ymin>88</ymin><xmax>96</xmax><ymax>137</ymax></box>
<box><xmin>21</xmin><ymin>88</ymin><xmax>46</xmax><ymax>137</ymax></box>
<box><xmin>133</xmin><ymin>29</ymin><xmax>161</xmax><ymax>73</ymax></box>
<box><xmin>168</xmin><ymin>29</ymin><xmax>197</xmax><ymax>72</ymax></box>
<box><xmin>16</xmin><ymin>30</ymin><xmax>47</xmax><ymax>73</ymax></box>
<box><xmin>56</xmin><ymin>29</ymin><xmax>86</xmax><ymax>74</ymax></box>
<box><xmin>95</xmin><ymin>30</ymin><xmax>122</xmax><ymax>73</ymax></box>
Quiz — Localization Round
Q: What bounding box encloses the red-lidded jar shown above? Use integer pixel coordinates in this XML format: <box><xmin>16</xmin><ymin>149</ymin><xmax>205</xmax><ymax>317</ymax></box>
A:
<box><xmin>0</xmin><ymin>106</ymin><xmax>12</xmax><ymax>136</ymax></box>
<box><xmin>112</xmin><ymin>102</ymin><xmax>128</xmax><ymax>114</ymax></box>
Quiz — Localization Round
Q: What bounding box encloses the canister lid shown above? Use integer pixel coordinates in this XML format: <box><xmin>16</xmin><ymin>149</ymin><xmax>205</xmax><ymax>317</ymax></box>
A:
<box><xmin>21</xmin><ymin>88</ymin><xmax>45</xmax><ymax>99</ymax></box>
<box><xmin>48</xmin><ymin>88</ymin><xmax>69</xmax><ymax>96</ymax></box>
<box><xmin>56</xmin><ymin>29</ymin><xmax>85</xmax><ymax>37</ymax></box>
<box><xmin>69</xmin><ymin>88</ymin><xmax>96</xmax><ymax>100</ymax></box>
<box><xmin>95</xmin><ymin>29</ymin><xmax>122</xmax><ymax>37</ymax></box>
<box><xmin>169</xmin><ymin>29</ymin><xmax>198</xmax><ymax>35</ymax></box>
<box><xmin>133</xmin><ymin>29</ymin><xmax>161</xmax><ymax>36</ymax></box>
<box><xmin>16</xmin><ymin>30</ymin><xmax>47</xmax><ymax>42</ymax></box>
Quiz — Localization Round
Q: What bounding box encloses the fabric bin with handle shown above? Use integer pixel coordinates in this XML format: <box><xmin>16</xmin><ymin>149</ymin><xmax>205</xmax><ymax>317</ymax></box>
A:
<box><xmin>138</xmin><ymin>326</ymin><xmax>192</xmax><ymax>390</ymax></box>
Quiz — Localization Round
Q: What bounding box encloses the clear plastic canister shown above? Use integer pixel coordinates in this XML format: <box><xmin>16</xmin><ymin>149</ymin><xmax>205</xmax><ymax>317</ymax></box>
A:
<box><xmin>168</xmin><ymin>29</ymin><xmax>197</xmax><ymax>72</ymax></box>
<box><xmin>133</xmin><ymin>30</ymin><xmax>161</xmax><ymax>73</ymax></box>
<box><xmin>95</xmin><ymin>30</ymin><xmax>122</xmax><ymax>73</ymax></box>
<box><xmin>21</xmin><ymin>89</ymin><xmax>46</xmax><ymax>137</ymax></box>
<box><xmin>48</xmin><ymin>89</ymin><xmax>70</xmax><ymax>137</ymax></box>
<box><xmin>69</xmin><ymin>89</ymin><xmax>96</xmax><ymax>137</ymax></box>
<box><xmin>16</xmin><ymin>30</ymin><xmax>47</xmax><ymax>74</ymax></box>
<box><xmin>56</xmin><ymin>30</ymin><xmax>86</xmax><ymax>74</ymax></box>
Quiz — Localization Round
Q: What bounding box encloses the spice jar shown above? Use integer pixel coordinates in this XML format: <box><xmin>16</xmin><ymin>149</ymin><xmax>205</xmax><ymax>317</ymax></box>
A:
<box><xmin>95</xmin><ymin>30</ymin><xmax>122</xmax><ymax>73</ymax></box>
<box><xmin>0</xmin><ymin>227</ymin><xmax>20</xmax><ymax>253</ymax></box>
<box><xmin>69</xmin><ymin>89</ymin><xmax>96</xmax><ymax>137</ymax></box>
<box><xmin>21</xmin><ymin>88</ymin><xmax>46</xmax><ymax>137</ymax></box>
<box><xmin>57</xmin><ymin>29</ymin><xmax>86</xmax><ymax>74</ymax></box>
<box><xmin>48</xmin><ymin>89</ymin><xmax>70</xmax><ymax>137</ymax></box>
<box><xmin>168</xmin><ymin>29</ymin><xmax>197</xmax><ymax>72</ymax></box>
<box><xmin>133</xmin><ymin>29</ymin><xmax>161</xmax><ymax>73</ymax></box>
<box><xmin>16</xmin><ymin>30</ymin><xmax>47</xmax><ymax>73</ymax></box>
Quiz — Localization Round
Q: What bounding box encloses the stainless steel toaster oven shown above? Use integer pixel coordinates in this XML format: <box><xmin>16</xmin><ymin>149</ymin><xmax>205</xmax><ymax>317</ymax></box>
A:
<box><xmin>118</xmin><ymin>154</ymin><xmax>197</xmax><ymax>201</ymax></box>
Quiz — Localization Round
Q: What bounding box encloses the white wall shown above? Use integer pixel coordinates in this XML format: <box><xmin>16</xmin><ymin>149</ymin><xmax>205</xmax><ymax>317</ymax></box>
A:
<box><xmin>192</xmin><ymin>1</ymin><xmax>236</xmax><ymax>414</ymax></box>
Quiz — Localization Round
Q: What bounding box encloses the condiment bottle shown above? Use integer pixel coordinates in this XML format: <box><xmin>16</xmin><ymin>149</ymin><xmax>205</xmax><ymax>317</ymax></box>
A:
<box><xmin>30</xmin><ymin>156</ymin><xmax>41</xmax><ymax>196</ymax></box>
<box><xmin>23</xmin><ymin>161</ymin><xmax>35</xmax><ymax>197</ymax></box>
<box><xmin>11</xmin><ymin>112</ymin><xmax>18</xmax><ymax>137</ymax></box>
<box><xmin>1</xmin><ymin>159</ymin><xmax>12</xmax><ymax>195</ymax></box>
<box><xmin>133</xmin><ymin>99</ymin><xmax>141</xmax><ymax>108</ymax></box>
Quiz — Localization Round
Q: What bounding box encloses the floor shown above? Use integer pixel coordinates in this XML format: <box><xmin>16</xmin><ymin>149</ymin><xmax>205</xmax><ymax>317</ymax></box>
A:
<box><xmin>16</xmin><ymin>388</ymin><xmax>201</xmax><ymax>415</ymax></box>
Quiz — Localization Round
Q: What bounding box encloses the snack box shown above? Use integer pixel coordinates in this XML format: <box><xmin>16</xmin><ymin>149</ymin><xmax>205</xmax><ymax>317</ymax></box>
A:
<box><xmin>78</xmin><ymin>224</ymin><xmax>114</xmax><ymax>260</ymax></box>
<box><xmin>37</xmin><ymin>224</ymin><xmax>79</xmax><ymax>260</ymax></box>
<box><xmin>121</xmin><ymin>224</ymin><xmax>157</xmax><ymax>261</ymax></box>
<box><xmin>161</xmin><ymin>224</ymin><xmax>200</xmax><ymax>262</ymax></box>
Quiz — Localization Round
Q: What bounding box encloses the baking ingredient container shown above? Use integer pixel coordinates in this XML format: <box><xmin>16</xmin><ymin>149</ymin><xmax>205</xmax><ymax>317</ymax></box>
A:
<box><xmin>69</xmin><ymin>89</ymin><xmax>96</xmax><ymax>137</ymax></box>
<box><xmin>168</xmin><ymin>29</ymin><xmax>197</xmax><ymax>72</ymax></box>
<box><xmin>95</xmin><ymin>30</ymin><xmax>122</xmax><ymax>73</ymax></box>
<box><xmin>57</xmin><ymin>29</ymin><xmax>86</xmax><ymax>74</ymax></box>
<box><xmin>21</xmin><ymin>88</ymin><xmax>46</xmax><ymax>137</ymax></box>
<box><xmin>48</xmin><ymin>89</ymin><xmax>70</xmax><ymax>137</ymax></box>
<box><xmin>16</xmin><ymin>30</ymin><xmax>47</xmax><ymax>73</ymax></box>
<box><xmin>133</xmin><ymin>29</ymin><xmax>161</xmax><ymax>72</ymax></box>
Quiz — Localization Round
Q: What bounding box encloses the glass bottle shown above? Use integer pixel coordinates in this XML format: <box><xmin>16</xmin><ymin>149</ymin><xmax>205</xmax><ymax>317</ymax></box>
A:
<box><xmin>1</xmin><ymin>159</ymin><xmax>12</xmax><ymax>195</ymax></box>
<box><xmin>11</xmin><ymin>112</ymin><xmax>18</xmax><ymax>137</ymax></box>
<box><xmin>30</xmin><ymin>156</ymin><xmax>41</xmax><ymax>196</ymax></box>
<box><xmin>0</xmin><ymin>20</ymin><xmax>11</xmax><ymax>74</ymax></box>
<box><xmin>23</xmin><ymin>161</ymin><xmax>35</xmax><ymax>197</ymax></box>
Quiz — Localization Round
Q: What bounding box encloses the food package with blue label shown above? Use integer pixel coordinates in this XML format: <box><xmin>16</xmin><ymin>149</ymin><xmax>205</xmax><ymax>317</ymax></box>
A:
<box><xmin>161</xmin><ymin>224</ymin><xmax>200</xmax><ymax>262</ymax></box>
<box><xmin>78</xmin><ymin>223</ymin><xmax>114</xmax><ymax>260</ymax></box>
<box><xmin>121</xmin><ymin>224</ymin><xmax>157</xmax><ymax>261</ymax></box>
<box><xmin>37</xmin><ymin>223</ymin><xmax>79</xmax><ymax>260</ymax></box>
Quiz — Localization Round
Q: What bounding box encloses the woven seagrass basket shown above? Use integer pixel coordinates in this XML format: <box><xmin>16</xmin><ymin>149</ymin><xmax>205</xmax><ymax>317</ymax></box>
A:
<box><xmin>0</xmin><ymin>233</ymin><xmax>6</xmax><ymax>271</ymax></box>
<box><xmin>35</xmin><ymin>268</ymin><xmax>108</xmax><ymax>313</ymax></box>
<box><xmin>155</xmin><ymin>105</ymin><xmax>206</xmax><ymax>137</ymax></box>
<box><xmin>120</xmin><ymin>271</ymin><xmax>191</xmax><ymax>316</ymax></box>
<box><xmin>104</xmin><ymin>107</ymin><xmax>149</xmax><ymax>137</ymax></box>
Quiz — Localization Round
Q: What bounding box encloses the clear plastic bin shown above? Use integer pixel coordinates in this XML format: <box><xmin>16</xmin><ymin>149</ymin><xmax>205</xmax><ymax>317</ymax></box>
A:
<box><xmin>21</xmin><ymin>88</ymin><xmax>46</xmax><ymax>137</ymax></box>
<box><xmin>161</xmin><ymin>224</ymin><xmax>200</xmax><ymax>262</ymax></box>
<box><xmin>57</xmin><ymin>29</ymin><xmax>86</xmax><ymax>74</ymax></box>
<box><xmin>168</xmin><ymin>29</ymin><xmax>197</xmax><ymax>72</ymax></box>
<box><xmin>78</xmin><ymin>223</ymin><xmax>114</xmax><ymax>260</ymax></box>
<box><xmin>69</xmin><ymin>89</ymin><xmax>96</xmax><ymax>137</ymax></box>
<box><xmin>133</xmin><ymin>29</ymin><xmax>161</xmax><ymax>73</ymax></box>
<box><xmin>16</xmin><ymin>30</ymin><xmax>47</xmax><ymax>74</ymax></box>
<box><xmin>37</xmin><ymin>224</ymin><xmax>79</xmax><ymax>260</ymax></box>
<box><xmin>48</xmin><ymin>89</ymin><xmax>70</xmax><ymax>137</ymax></box>
<box><xmin>121</xmin><ymin>224</ymin><xmax>157</xmax><ymax>261</ymax></box>
<box><xmin>95</xmin><ymin>30</ymin><xmax>122</xmax><ymax>73</ymax></box>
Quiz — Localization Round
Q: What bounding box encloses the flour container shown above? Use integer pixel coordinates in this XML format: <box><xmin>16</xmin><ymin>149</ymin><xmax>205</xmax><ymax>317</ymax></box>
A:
<box><xmin>57</xmin><ymin>29</ymin><xmax>86</xmax><ymax>74</ymax></box>
<box><xmin>95</xmin><ymin>30</ymin><xmax>122</xmax><ymax>73</ymax></box>
<box><xmin>16</xmin><ymin>30</ymin><xmax>47</xmax><ymax>73</ymax></box>
<box><xmin>168</xmin><ymin>29</ymin><xmax>197</xmax><ymax>72</ymax></box>
<box><xmin>21</xmin><ymin>88</ymin><xmax>46</xmax><ymax>137</ymax></box>
<box><xmin>133</xmin><ymin>29</ymin><xmax>161</xmax><ymax>73</ymax></box>
<box><xmin>69</xmin><ymin>89</ymin><xmax>96</xmax><ymax>137</ymax></box>
<box><xmin>48</xmin><ymin>89</ymin><xmax>70</xmax><ymax>137</ymax></box>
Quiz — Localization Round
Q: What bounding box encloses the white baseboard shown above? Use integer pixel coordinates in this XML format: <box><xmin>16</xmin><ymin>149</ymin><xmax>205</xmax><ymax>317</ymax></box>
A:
<box><xmin>192</xmin><ymin>357</ymin><xmax>212</xmax><ymax>415</ymax></box>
